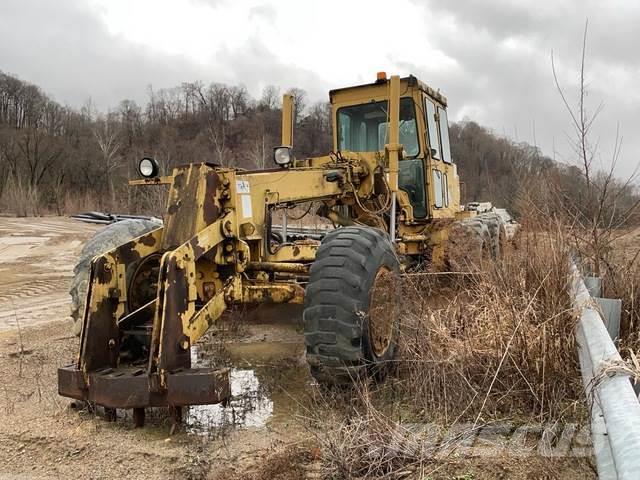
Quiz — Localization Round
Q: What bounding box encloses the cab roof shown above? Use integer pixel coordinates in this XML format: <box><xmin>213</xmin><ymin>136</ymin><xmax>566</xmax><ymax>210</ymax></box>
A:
<box><xmin>329</xmin><ymin>74</ymin><xmax>448</xmax><ymax>107</ymax></box>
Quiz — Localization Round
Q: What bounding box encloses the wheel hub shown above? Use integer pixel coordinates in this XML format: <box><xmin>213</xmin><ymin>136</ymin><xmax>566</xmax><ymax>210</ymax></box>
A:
<box><xmin>128</xmin><ymin>253</ymin><xmax>162</xmax><ymax>312</ymax></box>
<box><xmin>368</xmin><ymin>266</ymin><xmax>397</xmax><ymax>358</ymax></box>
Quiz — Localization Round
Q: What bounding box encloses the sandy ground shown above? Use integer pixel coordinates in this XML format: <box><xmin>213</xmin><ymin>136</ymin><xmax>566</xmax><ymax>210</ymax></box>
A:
<box><xmin>0</xmin><ymin>217</ymin><xmax>596</xmax><ymax>479</ymax></box>
<box><xmin>0</xmin><ymin>217</ymin><xmax>99</xmax><ymax>331</ymax></box>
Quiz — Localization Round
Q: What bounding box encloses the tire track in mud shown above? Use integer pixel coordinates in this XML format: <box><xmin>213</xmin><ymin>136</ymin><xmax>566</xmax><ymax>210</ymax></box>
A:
<box><xmin>0</xmin><ymin>278</ymin><xmax>70</xmax><ymax>303</ymax></box>
<box><xmin>0</xmin><ymin>293</ymin><xmax>70</xmax><ymax>328</ymax></box>
<box><xmin>0</xmin><ymin>219</ymin><xmax>97</xmax><ymax>236</ymax></box>
<box><xmin>0</xmin><ymin>278</ymin><xmax>72</xmax><ymax>329</ymax></box>
<box><xmin>0</xmin><ymin>217</ymin><xmax>99</xmax><ymax>331</ymax></box>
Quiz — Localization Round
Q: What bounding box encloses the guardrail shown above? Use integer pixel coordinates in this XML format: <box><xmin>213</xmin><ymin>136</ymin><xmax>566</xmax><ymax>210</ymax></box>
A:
<box><xmin>571</xmin><ymin>261</ymin><xmax>640</xmax><ymax>479</ymax></box>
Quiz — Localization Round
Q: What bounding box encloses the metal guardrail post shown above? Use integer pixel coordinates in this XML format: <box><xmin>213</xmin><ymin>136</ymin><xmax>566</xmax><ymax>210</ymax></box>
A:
<box><xmin>584</xmin><ymin>276</ymin><xmax>603</xmax><ymax>298</ymax></box>
<box><xmin>571</xmin><ymin>262</ymin><xmax>640</xmax><ymax>479</ymax></box>
<box><xmin>595</xmin><ymin>297</ymin><xmax>623</xmax><ymax>344</ymax></box>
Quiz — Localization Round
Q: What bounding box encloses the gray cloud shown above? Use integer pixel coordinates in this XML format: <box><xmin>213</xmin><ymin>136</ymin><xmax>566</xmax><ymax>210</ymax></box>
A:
<box><xmin>1</xmin><ymin>0</ymin><xmax>637</xmax><ymax>177</ymax></box>
<box><xmin>0</xmin><ymin>0</ymin><xmax>328</xmax><ymax>109</ymax></box>
<box><xmin>404</xmin><ymin>0</ymin><xmax>640</xmax><ymax>176</ymax></box>
<box><xmin>212</xmin><ymin>37</ymin><xmax>330</xmax><ymax>101</ymax></box>
<box><xmin>0</xmin><ymin>0</ymin><xmax>211</xmax><ymax>110</ymax></box>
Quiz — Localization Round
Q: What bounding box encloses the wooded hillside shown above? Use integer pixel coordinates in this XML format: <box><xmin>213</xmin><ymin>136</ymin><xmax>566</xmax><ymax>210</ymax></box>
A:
<box><xmin>0</xmin><ymin>70</ymin><xmax>636</xmax><ymax>224</ymax></box>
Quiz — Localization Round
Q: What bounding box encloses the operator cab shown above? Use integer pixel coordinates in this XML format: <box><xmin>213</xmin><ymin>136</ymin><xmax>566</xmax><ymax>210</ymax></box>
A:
<box><xmin>329</xmin><ymin>73</ymin><xmax>459</xmax><ymax>221</ymax></box>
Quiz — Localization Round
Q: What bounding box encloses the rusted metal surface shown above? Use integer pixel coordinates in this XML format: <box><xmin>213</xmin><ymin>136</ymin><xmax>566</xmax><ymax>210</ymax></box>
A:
<box><xmin>246</xmin><ymin>261</ymin><xmax>310</xmax><ymax>274</ymax></box>
<box><xmin>166</xmin><ymin>368</ymin><xmax>231</xmax><ymax>406</ymax></box>
<box><xmin>264</xmin><ymin>243</ymin><xmax>318</xmax><ymax>262</ymax></box>
<box><xmin>183</xmin><ymin>284</ymin><xmax>229</xmax><ymax>344</ymax></box>
<box><xmin>79</xmin><ymin>257</ymin><xmax>120</xmax><ymax>372</ymax></box>
<box><xmin>162</xmin><ymin>165</ymin><xmax>223</xmax><ymax>250</ymax></box>
<box><xmin>58</xmin><ymin>365</ymin><xmax>86</xmax><ymax>400</ymax></box>
<box><xmin>242</xmin><ymin>282</ymin><xmax>305</xmax><ymax>304</ymax></box>
<box><xmin>158</xmin><ymin>254</ymin><xmax>193</xmax><ymax>372</ymax></box>
<box><xmin>89</xmin><ymin>368</ymin><xmax>152</xmax><ymax>408</ymax></box>
<box><xmin>128</xmin><ymin>175</ymin><xmax>174</xmax><ymax>186</ymax></box>
<box><xmin>79</xmin><ymin>228</ymin><xmax>163</xmax><ymax>373</ymax></box>
<box><xmin>58</xmin><ymin>365</ymin><xmax>231</xmax><ymax>409</ymax></box>
<box><xmin>368</xmin><ymin>267</ymin><xmax>396</xmax><ymax>357</ymax></box>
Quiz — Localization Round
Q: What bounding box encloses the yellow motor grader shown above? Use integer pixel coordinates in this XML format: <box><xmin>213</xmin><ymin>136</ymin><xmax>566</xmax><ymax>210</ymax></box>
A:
<box><xmin>58</xmin><ymin>73</ymin><xmax>503</xmax><ymax>425</ymax></box>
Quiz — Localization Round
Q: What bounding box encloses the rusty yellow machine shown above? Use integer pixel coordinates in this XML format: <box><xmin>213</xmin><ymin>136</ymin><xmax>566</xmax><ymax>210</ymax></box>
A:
<box><xmin>58</xmin><ymin>73</ymin><xmax>503</xmax><ymax>425</ymax></box>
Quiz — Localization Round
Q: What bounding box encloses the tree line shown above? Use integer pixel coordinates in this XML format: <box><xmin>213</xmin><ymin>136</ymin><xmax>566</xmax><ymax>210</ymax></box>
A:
<box><xmin>0</xmin><ymin>69</ymin><xmax>636</xmax><ymax>225</ymax></box>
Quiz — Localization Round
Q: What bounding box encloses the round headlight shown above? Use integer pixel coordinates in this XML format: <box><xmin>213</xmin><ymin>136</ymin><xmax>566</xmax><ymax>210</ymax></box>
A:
<box><xmin>138</xmin><ymin>157</ymin><xmax>159</xmax><ymax>178</ymax></box>
<box><xmin>273</xmin><ymin>146</ymin><xmax>292</xmax><ymax>167</ymax></box>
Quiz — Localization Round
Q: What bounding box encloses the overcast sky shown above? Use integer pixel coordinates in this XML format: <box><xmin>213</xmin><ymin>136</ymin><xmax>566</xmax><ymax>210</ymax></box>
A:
<box><xmin>1</xmin><ymin>0</ymin><xmax>638</xmax><ymax>177</ymax></box>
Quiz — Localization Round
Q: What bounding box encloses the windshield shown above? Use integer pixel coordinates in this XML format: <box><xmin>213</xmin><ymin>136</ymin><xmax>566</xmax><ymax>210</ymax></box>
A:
<box><xmin>337</xmin><ymin>97</ymin><xmax>419</xmax><ymax>156</ymax></box>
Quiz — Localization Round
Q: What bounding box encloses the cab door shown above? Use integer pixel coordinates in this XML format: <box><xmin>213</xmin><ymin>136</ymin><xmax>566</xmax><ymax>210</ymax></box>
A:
<box><xmin>424</xmin><ymin>97</ymin><xmax>453</xmax><ymax>214</ymax></box>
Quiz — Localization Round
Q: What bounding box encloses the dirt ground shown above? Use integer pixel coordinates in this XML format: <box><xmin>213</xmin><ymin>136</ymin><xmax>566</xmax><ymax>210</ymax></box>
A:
<box><xmin>0</xmin><ymin>217</ymin><xmax>596</xmax><ymax>479</ymax></box>
<box><xmin>0</xmin><ymin>217</ymin><xmax>99</xmax><ymax>331</ymax></box>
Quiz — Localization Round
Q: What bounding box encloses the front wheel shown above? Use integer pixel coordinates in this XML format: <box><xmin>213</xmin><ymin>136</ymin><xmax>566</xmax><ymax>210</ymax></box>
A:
<box><xmin>303</xmin><ymin>227</ymin><xmax>400</xmax><ymax>384</ymax></box>
<box><xmin>69</xmin><ymin>218</ymin><xmax>162</xmax><ymax>336</ymax></box>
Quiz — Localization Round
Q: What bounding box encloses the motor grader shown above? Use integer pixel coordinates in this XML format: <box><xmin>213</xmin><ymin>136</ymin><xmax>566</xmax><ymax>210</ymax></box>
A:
<box><xmin>59</xmin><ymin>73</ymin><xmax>503</xmax><ymax>426</ymax></box>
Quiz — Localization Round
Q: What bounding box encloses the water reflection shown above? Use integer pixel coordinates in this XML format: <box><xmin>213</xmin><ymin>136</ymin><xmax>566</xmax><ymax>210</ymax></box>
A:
<box><xmin>185</xmin><ymin>346</ymin><xmax>275</xmax><ymax>435</ymax></box>
<box><xmin>185</xmin><ymin>369</ymin><xmax>274</xmax><ymax>434</ymax></box>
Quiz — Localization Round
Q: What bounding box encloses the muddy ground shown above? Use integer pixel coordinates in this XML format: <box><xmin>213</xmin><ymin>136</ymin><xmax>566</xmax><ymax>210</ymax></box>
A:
<box><xmin>0</xmin><ymin>217</ymin><xmax>596</xmax><ymax>479</ymax></box>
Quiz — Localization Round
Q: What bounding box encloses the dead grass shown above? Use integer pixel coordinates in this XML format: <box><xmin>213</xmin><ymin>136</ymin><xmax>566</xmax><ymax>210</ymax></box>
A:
<box><xmin>600</xmin><ymin>229</ymin><xmax>640</xmax><ymax>348</ymax></box>
<box><xmin>211</xmin><ymin>446</ymin><xmax>315</xmax><ymax>480</ymax></box>
<box><xmin>397</xmin><ymin>223</ymin><xmax>582</xmax><ymax>424</ymax></box>
<box><xmin>301</xmin><ymin>221</ymin><xmax>588</xmax><ymax>478</ymax></box>
<box><xmin>0</xmin><ymin>177</ymin><xmax>40</xmax><ymax>216</ymax></box>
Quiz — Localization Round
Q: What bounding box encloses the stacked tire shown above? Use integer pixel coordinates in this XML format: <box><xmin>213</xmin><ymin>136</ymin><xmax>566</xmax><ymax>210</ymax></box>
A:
<box><xmin>446</xmin><ymin>213</ymin><xmax>504</xmax><ymax>271</ymax></box>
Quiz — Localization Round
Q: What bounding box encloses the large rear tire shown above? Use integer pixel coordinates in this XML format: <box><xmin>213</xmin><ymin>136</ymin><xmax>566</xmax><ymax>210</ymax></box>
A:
<box><xmin>446</xmin><ymin>213</ymin><xmax>504</xmax><ymax>270</ymax></box>
<box><xmin>303</xmin><ymin>227</ymin><xmax>400</xmax><ymax>384</ymax></box>
<box><xmin>69</xmin><ymin>218</ymin><xmax>162</xmax><ymax>336</ymax></box>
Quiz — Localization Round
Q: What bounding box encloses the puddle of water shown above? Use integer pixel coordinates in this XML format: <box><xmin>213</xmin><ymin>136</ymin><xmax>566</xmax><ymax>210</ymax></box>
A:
<box><xmin>185</xmin><ymin>368</ymin><xmax>274</xmax><ymax>435</ymax></box>
<box><xmin>91</xmin><ymin>310</ymin><xmax>309</xmax><ymax>434</ymax></box>
<box><xmin>185</xmin><ymin>342</ymin><xmax>309</xmax><ymax>436</ymax></box>
<box><xmin>185</xmin><ymin>346</ymin><xmax>274</xmax><ymax>435</ymax></box>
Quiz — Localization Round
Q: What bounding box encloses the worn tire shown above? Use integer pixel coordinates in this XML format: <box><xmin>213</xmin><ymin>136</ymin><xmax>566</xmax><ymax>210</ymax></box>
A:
<box><xmin>477</xmin><ymin>212</ymin><xmax>504</xmax><ymax>259</ymax></box>
<box><xmin>69</xmin><ymin>218</ymin><xmax>162</xmax><ymax>336</ymax></box>
<box><xmin>303</xmin><ymin>226</ymin><xmax>400</xmax><ymax>384</ymax></box>
<box><xmin>447</xmin><ymin>213</ymin><xmax>503</xmax><ymax>270</ymax></box>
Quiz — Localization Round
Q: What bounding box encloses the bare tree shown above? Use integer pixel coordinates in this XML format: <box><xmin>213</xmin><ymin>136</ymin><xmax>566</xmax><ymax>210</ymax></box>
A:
<box><xmin>229</xmin><ymin>85</ymin><xmax>249</xmax><ymax>118</ymax></box>
<box><xmin>259</xmin><ymin>85</ymin><xmax>280</xmax><ymax>111</ymax></box>
<box><xmin>94</xmin><ymin>115</ymin><xmax>121</xmax><ymax>208</ymax></box>
<box><xmin>285</xmin><ymin>87</ymin><xmax>307</xmax><ymax>125</ymax></box>
<box><xmin>552</xmin><ymin>20</ymin><xmax>640</xmax><ymax>275</ymax></box>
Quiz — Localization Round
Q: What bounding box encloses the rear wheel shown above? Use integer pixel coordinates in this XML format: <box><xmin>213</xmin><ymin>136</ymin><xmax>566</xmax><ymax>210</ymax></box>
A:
<box><xmin>446</xmin><ymin>213</ymin><xmax>504</xmax><ymax>270</ymax></box>
<box><xmin>303</xmin><ymin>227</ymin><xmax>400</xmax><ymax>384</ymax></box>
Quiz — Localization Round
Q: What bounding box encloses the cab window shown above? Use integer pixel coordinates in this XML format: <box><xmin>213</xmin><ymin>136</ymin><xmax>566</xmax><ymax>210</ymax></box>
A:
<box><xmin>438</xmin><ymin>107</ymin><xmax>452</xmax><ymax>164</ymax></box>
<box><xmin>443</xmin><ymin>172</ymin><xmax>449</xmax><ymax>206</ymax></box>
<box><xmin>425</xmin><ymin>100</ymin><xmax>440</xmax><ymax>160</ymax></box>
<box><xmin>432</xmin><ymin>169</ymin><xmax>443</xmax><ymax>208</ymax></box>
<box><xmin>337</xmin><ymin>98</ymin><xmax>419</xmax><ymax>157</ymax></box>
<box><xmin>399</xmin><ymin>159</ymin><xmax>427</xmax><ymax>218</ymax></box>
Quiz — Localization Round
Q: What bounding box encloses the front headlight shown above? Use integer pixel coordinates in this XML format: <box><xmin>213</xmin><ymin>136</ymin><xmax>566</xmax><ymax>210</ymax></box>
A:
<box><xmin>138</xmin><ymin>157</ymin><xmax>159</xmax><ymax>178</ymax></box>
<box><xmin>273</xmin><ymin>146</ymin><xmax>293</xmax><ymax>167</ymax></box>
